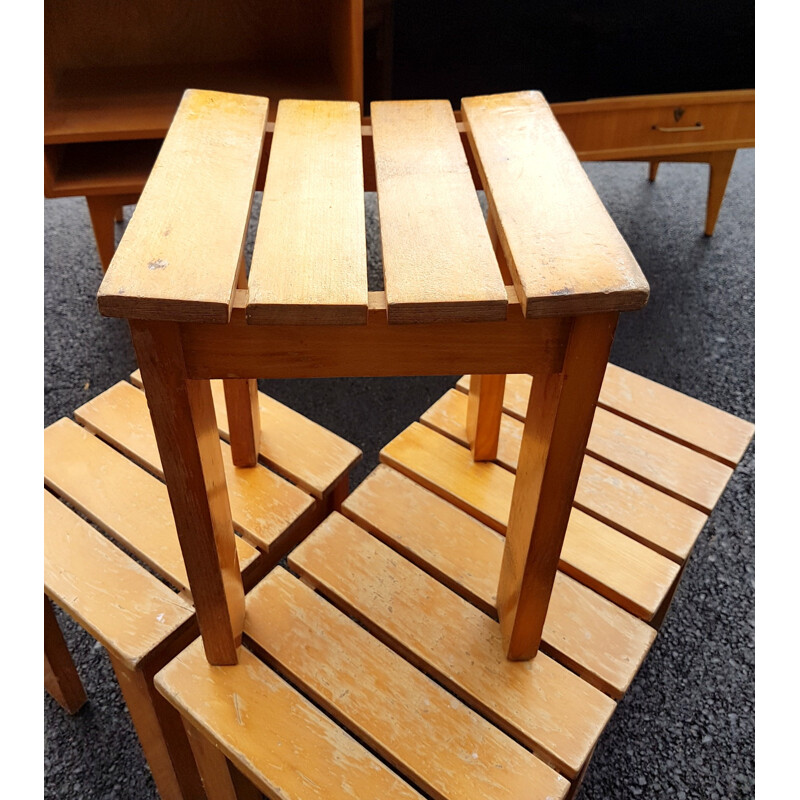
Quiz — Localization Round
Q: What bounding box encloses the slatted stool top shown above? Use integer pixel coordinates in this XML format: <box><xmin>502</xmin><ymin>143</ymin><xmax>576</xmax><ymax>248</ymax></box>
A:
<box><xmin>97</xmin><ymin>88</ymin><xmax>648</xmax><ymax>334</ymax></box>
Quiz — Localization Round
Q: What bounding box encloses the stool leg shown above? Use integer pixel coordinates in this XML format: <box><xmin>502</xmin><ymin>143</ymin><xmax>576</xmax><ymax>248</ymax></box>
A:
<box><xmin>109</xmin><ymin>653</ymin><xmax>205</xmax><ymax>800</ymax></box>
<box><xmin>466</xmin><ymin>374</ymin><xmax>506</xmax><ymax>461</ymax></box>
<box><xmin>131</xmin><ymin>320</ymin><xmax>244</xmax><ymax>665</ymax></box>
<box><xmin>223</xmin><ymin>255</ymin><xmax>261</xmax><ymax>468</ymax></box>
<box><xmin>184</xmin><ymin>720</ymin><xmax>261</xmax><ymax>800</ymax></box>
<box><xmin>44</xmin><ymin>596</ymin><xmax>87</xmax><ymax>714</ymax></box>
<box><xmin>705</xmin><ymin>150</ymin><xmax>736</xmax><ymax>236</ymax></box>
<box><xmin>223</xmin><ymin>379</ymin><xmax>261</xmax><ymax>467</ymax></box>
<box><xmin>498</xmin><ymin>312</ymin><xmax>618</xmax><ymax>660</ymax></box>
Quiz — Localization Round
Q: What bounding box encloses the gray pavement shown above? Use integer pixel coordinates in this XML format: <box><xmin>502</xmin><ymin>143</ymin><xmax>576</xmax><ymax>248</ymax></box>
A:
<box><xmin>44</xmin><ymin>149</ymin><xmax>755</xmax><ymax>799</ymax></box>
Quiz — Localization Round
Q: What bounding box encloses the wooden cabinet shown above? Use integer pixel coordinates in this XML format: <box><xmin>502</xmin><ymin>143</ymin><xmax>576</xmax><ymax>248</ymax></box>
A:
<box><xmin>44</xmin><ymin>1</ymin><xmax>364</xmax><ymax>205</ymax></box>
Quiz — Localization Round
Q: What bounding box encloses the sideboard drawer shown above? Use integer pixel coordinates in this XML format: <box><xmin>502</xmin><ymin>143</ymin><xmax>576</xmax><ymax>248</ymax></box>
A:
<box><xmin>552</xmin><ymin>90</ymin><xmax>755</xmax><ymax>160</ymax></box>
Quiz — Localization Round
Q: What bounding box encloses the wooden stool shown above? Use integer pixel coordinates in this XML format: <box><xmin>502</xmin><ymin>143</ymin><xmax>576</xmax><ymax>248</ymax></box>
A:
<box><xmin>44</xmin><ymin>372</ymin><xmax>360</xmax><ymax>799</ymax></box>
<box><xmin>87</xmin><ymin>87</ymin><xmax>752</xmax><ymax>798</ymax></box>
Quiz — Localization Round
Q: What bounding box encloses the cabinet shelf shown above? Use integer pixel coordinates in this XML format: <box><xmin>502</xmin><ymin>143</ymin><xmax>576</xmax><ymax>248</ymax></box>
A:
<box><xmin>45</xmin><ymin>59</ymin><xmax>345</xmax><ymax>145</ymax></box>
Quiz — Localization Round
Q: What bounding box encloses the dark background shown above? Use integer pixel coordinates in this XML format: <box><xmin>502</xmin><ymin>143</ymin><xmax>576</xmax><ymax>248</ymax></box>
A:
<box><xmin>379</xmin><ymin>1</ymin><xmax>754</xmax><ymax>105</ymax></box>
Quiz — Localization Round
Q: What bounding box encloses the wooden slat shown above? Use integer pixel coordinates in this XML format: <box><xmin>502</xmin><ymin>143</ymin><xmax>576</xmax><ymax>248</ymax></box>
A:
<box><xmin>380</xmin><ymin>423</ymin><xmax>679</xmax><ymax>620</ymax></box>
<box><xmin>599</xmin><ymin>363</ymin><xmax>755</xmax><ymax>467</ymax></box>
<box><xmin>43</xmin><ymin>419</ymin><xmax>258</xmax><ymax>593</ymax></box>
<box><xmin>461</xmin><ymin>91</ymin><xmax>649</xmax><ymax>318</ymax></box>
<box><xmin>247</xmin><ymin>99</ymin><xmax>368</xmax><ymax>325</ymax></box>
<box><xmin>44</xmin><ymin>491</ymin><xmax>194</xmax><ymax>669</ymax></box>
<box><xmin>289</xmin><ymin>513</ymin><xmax>616</xmax><ymax>779</ymax></box>
<box><xmin>245</xmin><ymin>568</ymin><xmax>570</xmax><ymax>800</ymax></box>
<box><xmin>157</xmin><ymin>640</ymin><xmax>423</xmax><ymax>800</ymax></box>
<box><xmin>457</xmin><ymin>374</ymin><xmax>735</xmax><ymax>513</ymax></box>
<box><xmin>341</xmin><ymin>465</ymin><xmax>657</xmax><ymax>698</ymax></box>
<box><xmin>131</xmin><ymin>370</ymin><xmax>361</xmax><ymax>500</ymax></box>
<box><xmin>424</xmin><ymin>388</ymin><xmax>708</xmax><ymax>562</ymax></box>
<box><xmin>98</xmin><ymin>90</ymin><xmax>268</xmax><ymax>323</ymax></box>
<box><xmin>74</xmin><ymin>381</ymin><xmax>315</xmax><ymax>554</ymax></box>
<box><xmin>463</xmin><ymin>368</ymin><xmax>755</xmax><ymax>469</ymax></box>
<box><xmin>371</xmin><ymin>100</ymin><xmax>507</xmax><ymax>323</ymax></box>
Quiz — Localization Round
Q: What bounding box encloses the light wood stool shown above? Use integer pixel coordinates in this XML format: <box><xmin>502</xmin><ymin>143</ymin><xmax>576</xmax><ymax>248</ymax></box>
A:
<box><xmin>44</xmin><ymin>372</ymin><xmax>360</xmax><ymax>799</ymax></box>
<box><xmin>86</xmin><ymin>87</ymin><xmax>752</xmax><ymax>798</ymax></box>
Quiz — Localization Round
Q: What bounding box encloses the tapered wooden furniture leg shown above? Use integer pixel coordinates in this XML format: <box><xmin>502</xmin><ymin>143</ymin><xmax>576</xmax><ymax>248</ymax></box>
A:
<box><xmin>467</xmin><ymin>374</ymin><xmax>506</xmax><ymax>461</ymax></box>
<box><xmin>184</xmin><ymin>722</ymin><xmax>262</xmax><ymax>800</ymax></box>
<box><xmin>130</xmin><ymin>320</ymin><xmax>244</xmax><ymax>665</ymax></box>
<box><xmin>44</xmin><ymin>595</ymin><xmax>87</xmax><ymax>714</ymax></box>
<box><xmin>114</xmin><ymin>206</ymin><xmax>124</xmax><ymax>223</ymax></box>
<box><xmin>705</xmin><ymin>150</ymin><xmax>736</xmax><ymax>236</ymax></box>
<box><xmin>86</xmin><ymin>196</ymin><xmax>118</xmax><ymax>272</ymax></box>
<box><xmin>648</xmin><ymin>161</ymin><xmax>660</xmax><ymax>182</ymax></box>
<box><xmin>223</xmin><ymin>255</ymin><xmax>261</xmax><ymax>468</ymax></box>
<box><xmin>498</xmin><ymin>312</ymin><xmax>619</xmax><ymax>660</ymax></box>
<box><xmin>109</xmin><ymin>653</ymin><xmax>204</xmax><ymax>800</ymax></box>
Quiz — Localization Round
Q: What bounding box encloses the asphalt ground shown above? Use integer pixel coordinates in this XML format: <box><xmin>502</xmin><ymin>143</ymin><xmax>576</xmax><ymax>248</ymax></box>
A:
<box><xmin>44</xmin><ymin>150</ymin><xmax>755</xmax><ymax>799</ymax></box>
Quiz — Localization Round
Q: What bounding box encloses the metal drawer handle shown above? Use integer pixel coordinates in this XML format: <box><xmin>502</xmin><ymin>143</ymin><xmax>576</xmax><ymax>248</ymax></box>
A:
<box><xmin>652</xmin><ymin>122</ymin><xmax>705</xmax><ymax>132</ymax></box>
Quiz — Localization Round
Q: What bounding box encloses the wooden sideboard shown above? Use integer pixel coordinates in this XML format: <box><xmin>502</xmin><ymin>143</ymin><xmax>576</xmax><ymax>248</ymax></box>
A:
<box><xmin>551</xmin><ymin>90</ymin><xmax>755</xmax><ymax>235</ymax></box>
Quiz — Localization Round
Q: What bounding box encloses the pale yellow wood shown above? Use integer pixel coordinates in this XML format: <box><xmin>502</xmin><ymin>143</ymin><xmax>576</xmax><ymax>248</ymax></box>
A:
<box><xmin>599</xmin><ymin>363</ymin><xmax>755</xmax><ymax>467</ymax></box>
<box><xmin>371</xmin><ymin>100</ymin><xmax>506</xmax><ymax>323</ymax></box>
<box><xmin>98</xmin><ymin>89</ymin><xmax>268</xmax><ymax>322</ymax></box>
<box><xmin>245</xmin><ymin>567</ymin><xmax>570</xmax><ymax>799</ymax></box>
<box><xmin>458</xmin><ymin>372</ymin><xmax>735</xmax><ymax>513</ymax></box>
<box><xmin>380</xmin><ymin>422</ymin><xmax>679</xmax><ymax>620</ymax></box>
<box><xmin>289</xmin><ymin>512</ymin><xmax>616</xmax><ymax>779</ymax></box>
<box><xmin>44</xmin><ymin>490</ymin><xmax>194</xmax><ymax>670</ymax></box>
<box><xmin>588</xmin><ymin>407</ymin><xmax>734</xmax><ymax>513</ymax></box>
<box><xmin>74</xmin><ymin>381</ymin><xmax>315</xmax><ymax>554</ymax></box>
<box><xmin>461</xmin><ymin>91</ymin><xmax>649</xmax><ymax>318</ymax></box>
<box><xmin>341</xmin><ymin>465</ymin><xmax>657</xmax><ymax>698</ymax></box>
<box><xmin>157</xmin><ymin>640</ymin><xmax>423</xmax><ymax>800</ymax></box>
<box><xmin>247</xmin><ymin>99</ymin><xmax>368</xmax><ymax>325</ymax></box>
<box><xmin>131</xmin><ymin>370</ymin><xmax>362</xmax><ymax>501</ymax></box>
<box><xmin>473</xmin><ymin>368</ymin><xmax>754</xmax><ymax>469</ymax></box>
<box><xmin>44</xmin><ymin>419</ymin><xmax>258</xmax><ymax>593</ymax></box>
<box><xmin>425</xmin><ymin>388</ymin><xmax>708</xmax><ymax>562</ymax></box>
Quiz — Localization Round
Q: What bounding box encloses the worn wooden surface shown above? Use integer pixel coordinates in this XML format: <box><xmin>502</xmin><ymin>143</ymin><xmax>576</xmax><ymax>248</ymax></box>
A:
<box><xmin>599</xmin><ymin>363</ymin><xmax>754</xmax><ymax>466</ymax></box>
<box><xmin>462</xmin><ymin>91</ymin><xmax>649</xmax><ymax>318</ymax></box>
<box><xmin>247</xmin><ymin>100</ymin><xmax>368</xmax><ymax>325</ymax></box>
<box><xmin>75</xmin><ymin>380</ymin><xmax>315</xmax><ymax>554</ymax></box>
<box><xmin>424</xmin><ymin>388</ymin><xmax>709</xmax><ymax>562</ymax></box>
<box><xmin>44</xmin><ymin>490</ymin><xmax>195</xmax><ymax>669</ymax></box>
<box><xmin>245</xmin><ymin>567</ymin><xmax>570</xmax><ymax>799</ymax></box>
<box><xmin>381</xmin><ymin>421</ymin><xmax>678</xmax><ymax>620</ymax></box>
<box><xmin>131</xmin><ymin>370</ymin><xmax>362</xmax><ymax>501</ymax></box>
<box><xmin>290</xmin><ymin>512</ymin><xmax>616</xmax><ymax>779</ymax></box>
<box><xmin>341</xmin><ymin>465</ymin><xmax>656</xmax><ymax>698</ymax></box>
<box><xmin>157</xmin><ymin>639</ymin><xmax>425</xmax><ymax>800</ymax></box>
<box><xmin>371</xmin><ymin>100</ymin><xmax>506</xmax><ymax>323</ymax></box>
<box><xmin>98</xmin><ymin>89</ymin><xmax>267</xmax><ymax>322</ymax></box>
<box><xmin>44</xmin><ymin>418</ymin><xmax>256</xmax><ymax>592</ymax></box>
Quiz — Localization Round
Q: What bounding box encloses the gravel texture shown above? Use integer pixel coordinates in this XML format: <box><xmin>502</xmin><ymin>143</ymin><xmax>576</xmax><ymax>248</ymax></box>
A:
<box><xmin>44</xmin><ymin>150</ymin><xmax>754</xmax><ymax>799</ymax></box>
